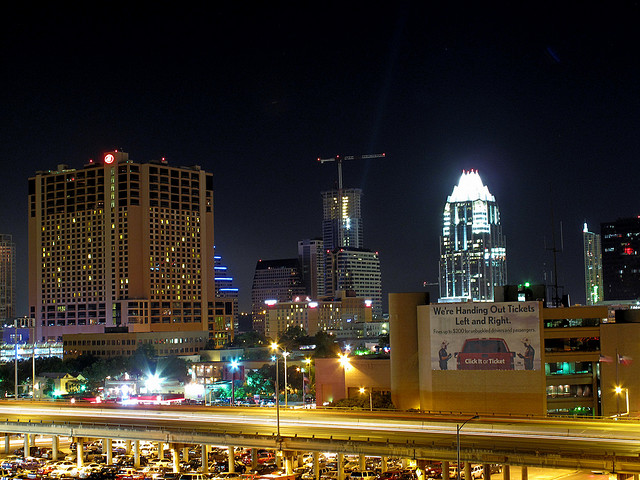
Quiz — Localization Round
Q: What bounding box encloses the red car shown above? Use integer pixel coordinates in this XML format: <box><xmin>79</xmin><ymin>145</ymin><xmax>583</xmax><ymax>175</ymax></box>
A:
<box><xmin>455</xmin><ymin>338</ymin><xmax>515</xmax><ymax>370</ymax></box>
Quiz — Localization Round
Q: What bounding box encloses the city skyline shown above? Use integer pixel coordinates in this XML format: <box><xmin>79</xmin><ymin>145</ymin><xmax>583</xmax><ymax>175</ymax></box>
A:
<box><xmin>1</xmin><ymin>4</ymin><xmax>638</xmax><ymax>315</ymax></box>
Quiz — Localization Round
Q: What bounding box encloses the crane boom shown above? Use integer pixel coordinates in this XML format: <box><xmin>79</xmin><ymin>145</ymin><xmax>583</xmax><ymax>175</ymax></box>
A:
<box><xmin>317</xmin><ymin>152</ymin><xmax>386</xmax><ymax>189</ymax></box>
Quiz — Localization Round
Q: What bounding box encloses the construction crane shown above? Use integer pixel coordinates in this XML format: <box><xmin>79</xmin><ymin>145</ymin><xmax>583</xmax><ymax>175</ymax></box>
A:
<box><xmin>317</xmin><ymin>153</ymin><xmax>386</xmax><ymax>190</ymax></box>
<box><xmin>317</xmin><ymin>152</ymin><xmax>386</xmax><ymax>248</ymax></box>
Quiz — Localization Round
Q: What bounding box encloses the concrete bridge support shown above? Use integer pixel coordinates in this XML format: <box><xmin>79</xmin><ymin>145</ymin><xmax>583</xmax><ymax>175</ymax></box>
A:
<box><xmin>201</xmin><ymin>444</ymin><xmax>208</xmax><ymax>473</ymax></box>
<box><xmin>442</xmin><ymin>461</ymin><xmax>450</xmax><ymax>480</ymax></box>
<box><xmin>134</xmin><ymin>440</ymin><xmax>140</xmax><ymax>468</ymax></box>
<box><xmin>338</xmin><ymin>453</ymin><xmax>345</xmax><ymax>480</ymax></box>
<box><xmin>76</xmin><ymin>437</ymin><xmax>84</xmax><ymax>467</ymax></box>
<box><xmin>483</xmin><ymin>464</ymin><xmax>491</xmax><ymax>480</ymax></box>
<box><xmin>381</xmin><ymin>456</ymin><xmax>388</xmax><ymax>473</ymax></box>
<box><xmin>171</xmin><ymin>445</ymin><xmax>180</xmax><ymax>473</ymax></box>
<box><xmin>464</xmin><ymin>462</ymin><xmax>471</xmax><ymax>480</ymax></box>
<box><xmin>228</xmin><ymin>446</ymin><xmax>235</xmax><ymax>473</ymax></box>
<box><xmin>502</xmin><ymin>465</ymin><xmax>510</xmax><ymax>480</ymax></box>
<box><xmin>251</xmin><ymin>448</ymin><xmax>258</xmax><ymax>469</ymax></box>
<box><xmin>52</xmin><ymin>435</ymin><xmax>59</xmax><ymax>461</ymax></box>
<box><xmin>104</xmin><ymin>438</ymin><xmax>111</xmax><ymax>465</ymax></box>
<box><xmin>4</xmin><ymin>435</ymin><xmax>9</xmax><ymax>454</ymax></box>
<box><xmin>313</xmin><ymin>452</ymin><xmax>320</xmax><ymax>480</ymax></box>
<box><xmin>521</xmin><ymin>466</ymin><xmax>528</xmax><ymax>480</ymax></box>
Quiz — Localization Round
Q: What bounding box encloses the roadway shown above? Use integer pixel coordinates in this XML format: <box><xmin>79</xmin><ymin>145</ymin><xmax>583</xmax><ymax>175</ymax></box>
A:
<box><xmin>0</xmin><ymin>402</ymin><xmax>638</xmax><ymax>473</ymax></box>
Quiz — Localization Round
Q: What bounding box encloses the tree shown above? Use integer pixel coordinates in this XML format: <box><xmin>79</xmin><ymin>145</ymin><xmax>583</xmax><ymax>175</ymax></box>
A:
<box><xmin>312</xmin><ymin>331</ymin><xmax>340</xmax><ymax>358</ymax></box>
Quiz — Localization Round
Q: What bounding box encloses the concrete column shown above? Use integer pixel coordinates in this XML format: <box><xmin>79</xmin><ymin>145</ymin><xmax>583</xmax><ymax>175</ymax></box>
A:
<box><xmin>482</xmin><ymin>464</ymin><xmax>491</xmax><ymax>480</ymax></box>
<box><xmin>201</xmin><ymin>444</ymin><xmax>208</xmax><ymax>473</ymax></box>
<box><xmin>125</xmin><ymin>440</ymin><xmax>131</xmax><ymax>455</ymax></box>
<box><xmin>52</xmin><ymin>436</ymin><xmax>59</xmax><ymax>461</ymax></box>
<box><xmin>276</xmin><ymin>452</ymin><xmax>283</xmax><ymax>469</ymax></box>
<box><xmin>104</xmin><ymin>438</ymin><xmax>112</xmax><ymax>465</ymax></box>
<box><xmin>30</xmin><ymin>434</ymin><xmax>36</xmax><ymax>447</ymax></box>
<box><xmin>134</xmin><ymin>440</ymin><xmax>140</xmax><ymax>468</ymax></box>
<box><xmin>359</xmin><ymin>454</ymin><xmax>366</xmax><ymax>470</ymax></box>
<box><xmin>442</xmin><ymin>461</ymin><xmax>450</xmax><ymax>480</ymax></box>
<box><xmin>521</xmin><ymin>466</ymin><xmax>528</xmax><ymax>480</ymax></box>
<box><xmin>297</xmin><ymin>453</ymin><xmax>304</xmax><ymax>469</ymax></box>
<box><xmin>183</xmin><ymin>447</ymin><xmax>190</xmax><ymax>466</ymax></box>
<box><xmin>401</xmin><ymin>458</ymin><xmax>408</xmax><ymax>468</ymax></box>
<box><xmin>4</xmin><ymin>435</ymin><xmax>9</xmax><ymax>454</ymax></box>
<box><xmin>251</xmin><ymin>448</ymin><xmax>258</xmax><ymax>469</ymax></box>
<box><xmin>157</xmin><ymin>442</ymin><xmax>164</xmax><ymax>460</ymax></box>
<box><xmin>227</xmin><ymin>445</ymin><xmax>236</xmax><ymax>473</ymax></box>
<box><xmin>381</xmin><ymin>457</ymin><xmax>388</xmax><ymax>473</ymax></box>
<box><xmin>171</xmin><ymin>446</ymin><xmax>180</xmax><ymax>473</ymax></box>
<box><xmin>502</xmin><ymin>465</ymin><xmax>510</xmax><ymax>480</ymax></box>
<box><xmin>285</xmin><ymin>454</ymin><xmax>293</xmax><ymax>474</ymax></box>
<box><xmin>464</xmin><ymin>463</ymin><xmax>471</xmax><ymax>480</ymax></box>
<box><xmin>76</xmin><ymin>438</ymin><xmax>84</xmax><ymax>467</ymax></box>
<box><xmin>23</xmin><ymin>433</ymin><xmax>29</xmax><ymax>458</ymax></box>
<box><xmin>313</xmin><ymin>452</ymin><xmax>320</xmax><ymax>480</ymax></box>
<box><xmin>338</xmin><ymin>453</ymin><xmax>345</xmax><ymax>480</ymax></box>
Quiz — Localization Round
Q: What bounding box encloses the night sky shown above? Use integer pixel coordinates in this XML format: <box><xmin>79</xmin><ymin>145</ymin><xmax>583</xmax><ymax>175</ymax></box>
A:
<box><xmin>1</xmin><ymin>3</ymin><xmax>638</xmax><ymax>315</ymax></box>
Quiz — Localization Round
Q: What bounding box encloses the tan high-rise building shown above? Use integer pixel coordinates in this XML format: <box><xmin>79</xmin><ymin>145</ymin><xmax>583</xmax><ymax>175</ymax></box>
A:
<box><xmin>28</xmin><ymin>151</ymin><xmax>231</xmax><ymax>349</ymax></box>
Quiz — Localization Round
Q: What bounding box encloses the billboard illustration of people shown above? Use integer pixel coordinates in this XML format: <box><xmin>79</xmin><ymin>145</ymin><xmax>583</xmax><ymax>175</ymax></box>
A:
<box><xmin>430</xmin><ymin>301</ymin><xmax>540</xmax><ymax>371</ymax></box>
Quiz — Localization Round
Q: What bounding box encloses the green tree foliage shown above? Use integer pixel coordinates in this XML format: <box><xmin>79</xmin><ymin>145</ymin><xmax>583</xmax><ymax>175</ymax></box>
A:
<box><xmin>312</xmin><ymin>331</ymin><xmax>340</xmax><ymax>358</ymax></box>
<box><xmin>228</xmin><ymin>331</ymin><xmax>268</xmax><ymax>348</ymax></box>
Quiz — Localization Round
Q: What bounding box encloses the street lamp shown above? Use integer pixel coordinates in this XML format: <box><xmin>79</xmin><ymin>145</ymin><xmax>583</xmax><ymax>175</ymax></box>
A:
<box><xmin>229</xmin><ymin>359</ymin><xmax>239</xmax><ymax>406</ymax></box>
<box><xmin>456</xmin><ymin>415</ymin><xmax>479</xmax><ymax>480</ymax></box>
<box><xmin>614</xmin><ymin>386</ymin><xmax>630</xmax><ymax>417</ymax></box>
<box><xmin>271</xmin><ymin>343</ymin><xmax>289</xmax><ymax>407</ymax></box>
<box><xmin>359</xmin><ymin>387</ymin><xmax>372</xmax><ymax>411</ymax></box>
<box><xmin>270</xmin><ymin>354</ymin><xmax>281</xmax><ymax>446</ymax></box>
<box><xmin>338</xmin><ymin>352</ymin><xmax>350</xmax><ymax>399</ymax></box>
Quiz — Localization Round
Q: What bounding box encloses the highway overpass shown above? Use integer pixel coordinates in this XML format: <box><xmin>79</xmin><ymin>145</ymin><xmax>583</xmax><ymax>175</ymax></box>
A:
<box><xmin>0</xmin><ymin>402</ymin><xmax>638</xmax><ymax>475</ymax></box>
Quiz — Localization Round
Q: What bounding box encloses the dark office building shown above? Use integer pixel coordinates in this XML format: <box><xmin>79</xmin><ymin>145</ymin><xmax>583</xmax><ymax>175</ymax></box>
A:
<box><xmin>601</xmin><ymin>216</ymin><xmax>640</xmax><ymax>301</ymax></box>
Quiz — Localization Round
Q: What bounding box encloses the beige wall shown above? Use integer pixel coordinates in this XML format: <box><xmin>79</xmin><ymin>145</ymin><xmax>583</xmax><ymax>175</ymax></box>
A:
<box><xmin>600</xmin><ymin>322</ymin><xmax>640</xmax><ymax>417</ymax></box>
<box><xmin>389</xmin><ymin>292</ymin><xmax>427</xmax><ymax>410</ymax></box>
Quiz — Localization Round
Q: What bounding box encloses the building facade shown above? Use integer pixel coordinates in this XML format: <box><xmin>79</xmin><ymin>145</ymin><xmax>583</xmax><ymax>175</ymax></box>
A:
<box><xmin>28</xmin><ymin>151</ymin><xmax>231</xmax><ymax>348</ymax></box>
<box><xmin>250</xmin><ymin>258</ymin><xmax>306</xmax><ymax>334</ymax></box>
<box><xmin>321</xmin><ymin>188</ymin><xmax>363</xmax><ymax>252</ymax></box>
<box><xmin>264</xmin><ymin>291</ymin><xmax>373</xmax><ymax>338</ymax></box>
<box><xmin>214</xmin><ymin>253</ymin><xmax>239</xmax><ymax>333</ymax></box>
<box><xmin>583</xmin><ymin>222</ymin><xmax>604</xmax><ymax>305</ymax></box>
<box><xmin>439</xmin><ymin>170</ymin><xmax>506</xmax><ymax>302</ymax></box>
<box><xmin>602</xmin><ymin>216</ymin><xmax>640</xmax><ymax>301</ymax></box>
<box><xmin>0</xmin><ymin>234</ymin><xmax>16</xmax><ymax>323</ymax></box>
<box><xmin>298</xmin><ymin>238</ymin><xmax>325</xmax><ymax>299</ymax></box>
<box><xmin>380</xmin><ymin>292</ymin><xmax>639</xmax><ymax>418</ymax></box>
<box><xmin>326</xmin><ymin>248</ymin><xmax>382</xmax><ymax>317</ymax></box>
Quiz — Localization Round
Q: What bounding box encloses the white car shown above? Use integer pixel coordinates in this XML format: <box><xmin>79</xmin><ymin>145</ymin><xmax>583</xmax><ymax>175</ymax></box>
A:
<box><xmin>50</xmin><ymin>464</ymin><xmax>79</xmax><ymax>478</ymax></box>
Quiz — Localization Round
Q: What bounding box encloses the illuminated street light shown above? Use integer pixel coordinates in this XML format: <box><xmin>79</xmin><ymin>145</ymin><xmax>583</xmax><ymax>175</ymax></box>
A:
<box><xmin>614</xmin><ymin>386</ymin><xmax>630</xmax><ymax>417</ymax></box>
<box><xmin>359</xmin><ymin>387</ymin><xmax>372</xmax><ymax>411</ymax></box>
<box><xmin>339</xmin><ymin>352</ymin><xmax>350</xmax><ymax>399</ymax></box>
<box><xmin>145</xmin><ymin>373</ymin><xmax>163</xmax><ymax>393</ymax></box>
<box><xmin>457</xmin><ymin>415</ymin><xmax>479</xmax><ymax>480</ymax></box>
<box><xmin>271</xmin><ymin>343</ymin><xmax>290</xmax><ymax>407</ymax></box>
<box><xmin>229</xmin><ymin>359</ymin><xmax>239</xmax><ymax>406</ymax></box>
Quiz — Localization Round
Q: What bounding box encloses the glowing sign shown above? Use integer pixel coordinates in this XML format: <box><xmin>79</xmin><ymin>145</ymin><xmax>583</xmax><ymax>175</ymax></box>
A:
<box><xmin>104</xmin><ymin>153</ymin><xmax>115</xmax><ymax>164</ymax></box>
<box><xmin>265</xmin><ymin>299</ymin><xmax>277</xmax><ymax>306</ymax></box>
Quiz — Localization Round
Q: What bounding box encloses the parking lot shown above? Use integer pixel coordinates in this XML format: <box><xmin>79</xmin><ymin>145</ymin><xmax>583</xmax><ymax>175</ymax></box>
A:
<box><xmin>0</xmin><ymin>436</ymin><xmax>617</xmax><ymax>480</ymax></box>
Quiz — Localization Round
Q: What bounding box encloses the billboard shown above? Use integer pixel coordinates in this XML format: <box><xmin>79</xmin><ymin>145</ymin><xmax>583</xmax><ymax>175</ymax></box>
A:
<box><xmin>430</xmin><ymin>301</ymin><xmax>540</xmax><ymax>371</ymax></box>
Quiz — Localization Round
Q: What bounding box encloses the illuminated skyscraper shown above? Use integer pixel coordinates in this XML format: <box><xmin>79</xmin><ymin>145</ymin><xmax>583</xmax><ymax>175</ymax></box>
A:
<box><xmin>321</xmin><ymin>188</ymin><xmax>363</xmax><ymax>251</ymax></box>
<box><xmin>214</xmin><ymin>253</ymin><xmax>239</xmax><ymax>333</ymax></box>
<box><xmin>0</xmin><ymin>234</ymin><xmax>15</xmax><ymax>322</ymax></box>
<box><xmin>28</xmin><ymin>151</ymin><xmax>230</xmax><ymax>349</ymax></box>
<box><xmin>601</xmin><ymin>216</ymin><xmax>640</xmax><ymax>301</ymax></box>
<box><xmin>439</xmin><ymin>170</ymin><xmax>507</xmax><ymax>302</ymax></box>
<box><xmin>583</xmin><ymin>222</ymin><xmax>603</xmax><ymax>305</ymax></box>
<box><xmin>298</xmin><ymin>238</ymin><xmax>325</xmax><ymax>298</ymax></box>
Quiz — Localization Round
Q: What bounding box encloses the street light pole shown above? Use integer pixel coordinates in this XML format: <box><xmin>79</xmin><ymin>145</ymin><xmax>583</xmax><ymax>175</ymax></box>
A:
<box><xmin>272</xmin><ymin>355</ymin><xmax>281</xmax><ymax>445</ymax></box>
<box><xmin>283</xmin><ymin>351</ymin><xmax>289</xmax><ymax>408</ymax></box>
<box><xmin>457</xmin><ymin>415</ymin><xmax>479</xmax><ymax>480</ymax></box>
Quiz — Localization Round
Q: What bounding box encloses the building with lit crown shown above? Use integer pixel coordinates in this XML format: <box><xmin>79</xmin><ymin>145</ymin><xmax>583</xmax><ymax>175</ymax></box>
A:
<box><xmin>28</xmin><ymin>151</ymin><xmax>232</xmax><ymax>352</ymax></box>
<box><xmin>583</xmin><ymin>222</ymin><xmax>604</xmax><ymax>305</ymax></box>
<box><xmin>439</xmin><ymin>170</ymin><xmax>506</xmax><ymax>302</ymax></box>
<box><xmin>214</xmin><ymin>253</ymin><xmax>239</xmax><ymax>333</ymax></box>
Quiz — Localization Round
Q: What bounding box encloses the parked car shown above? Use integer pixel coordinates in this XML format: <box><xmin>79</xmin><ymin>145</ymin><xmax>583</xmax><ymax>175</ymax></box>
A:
<box><xmin>348</xmin><ymin>471</ymin><xmax>377</xmax><ymax>480</ymax></box>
